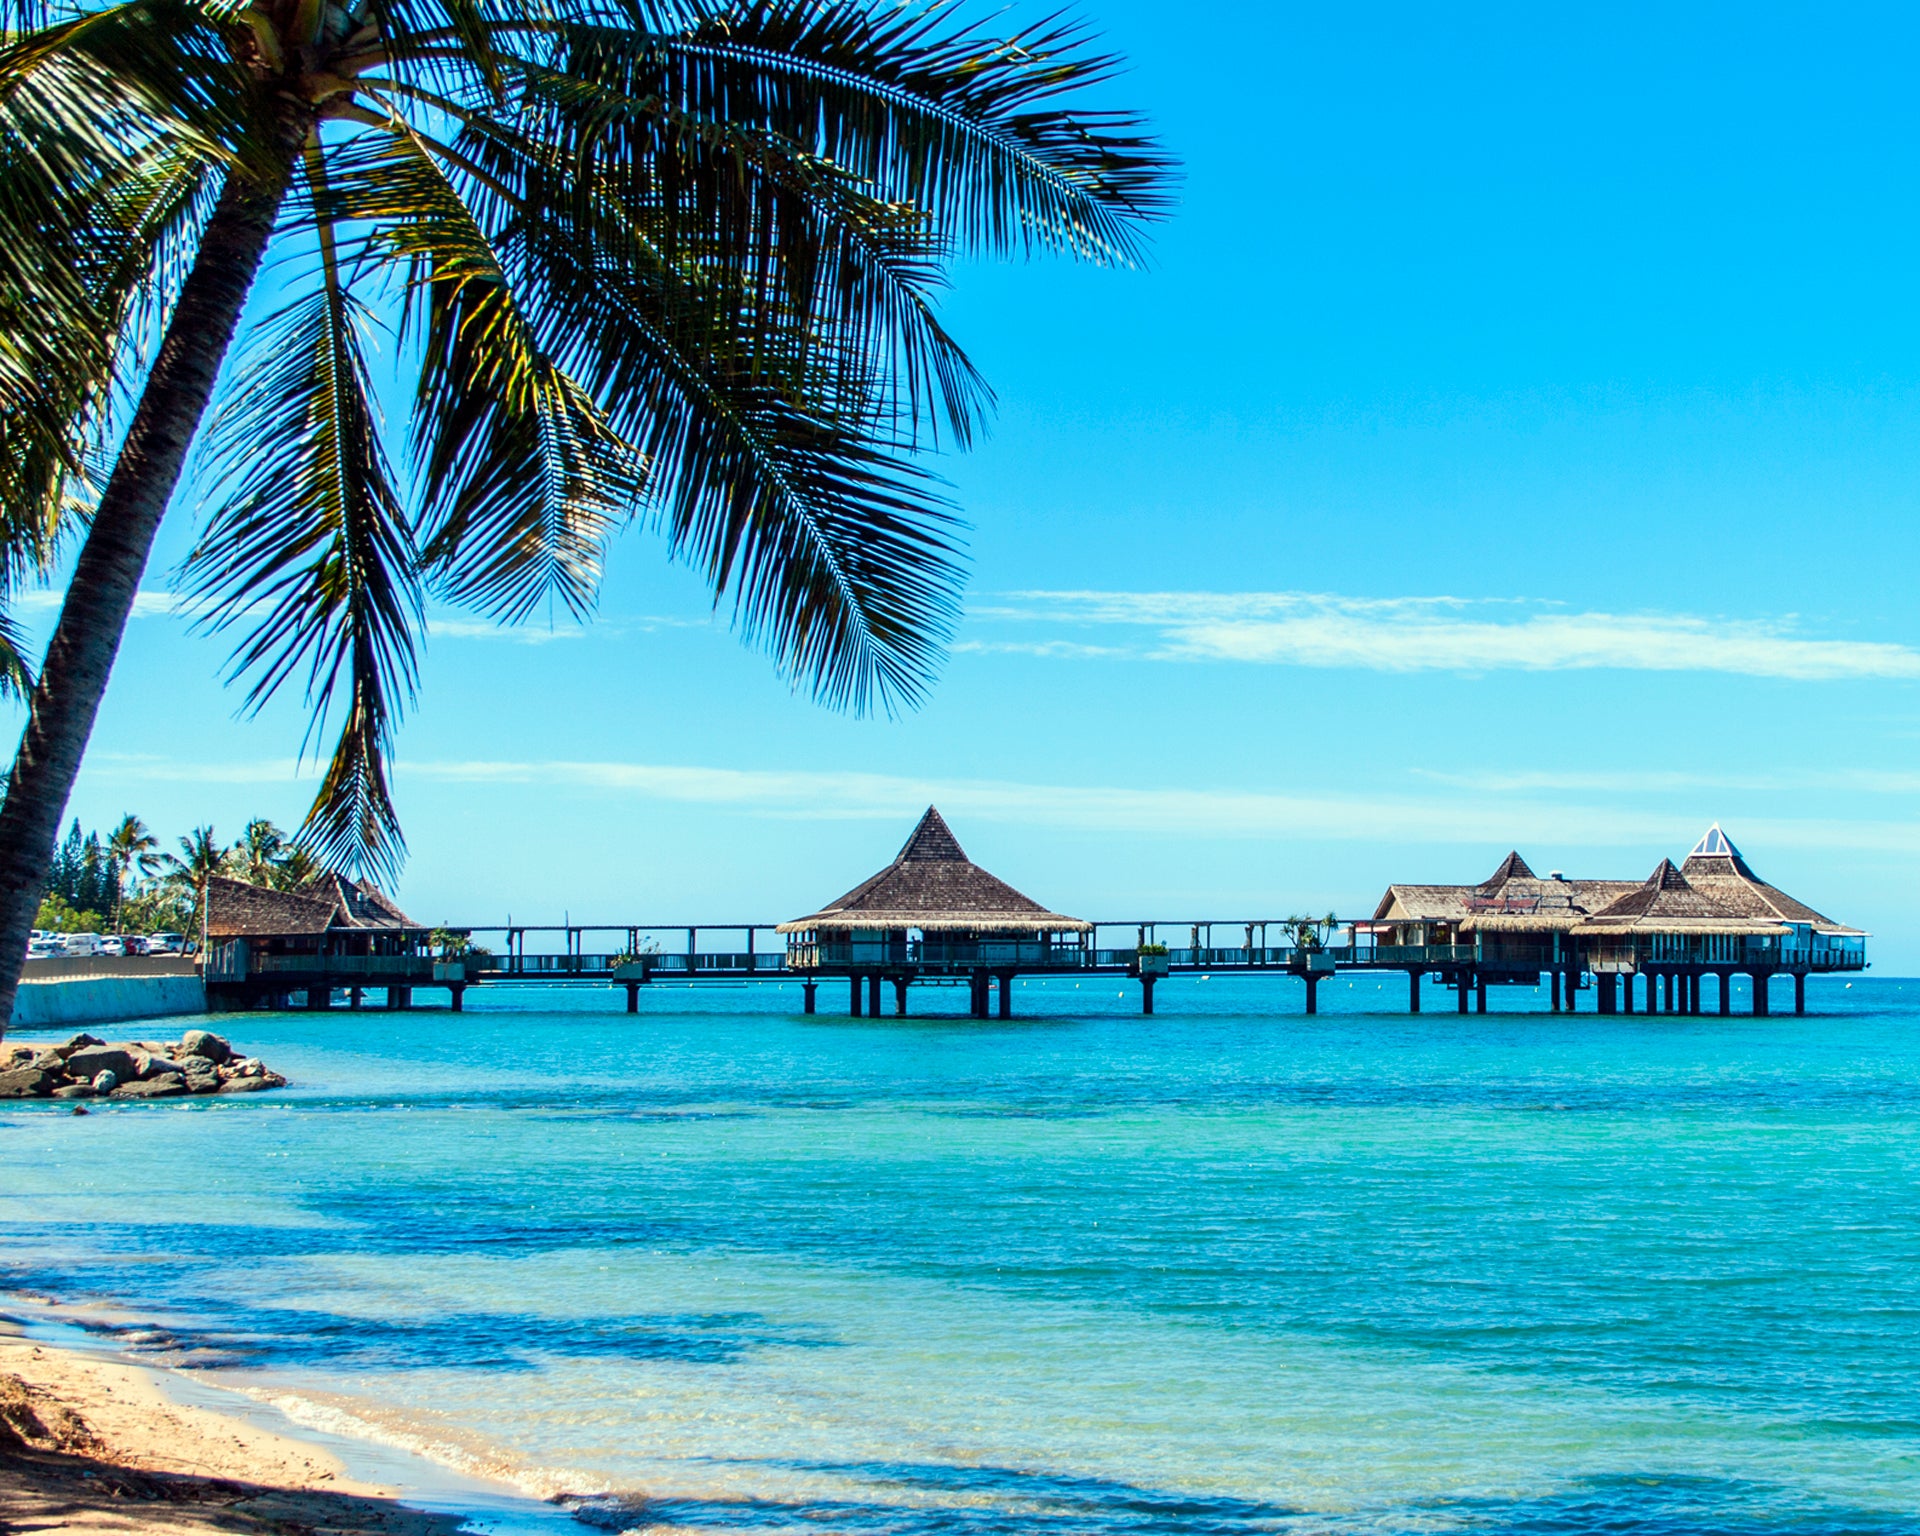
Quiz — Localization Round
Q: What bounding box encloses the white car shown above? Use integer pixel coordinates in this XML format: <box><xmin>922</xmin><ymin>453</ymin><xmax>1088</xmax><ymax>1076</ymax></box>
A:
<box><xmin>97</xmin><ymin>936</ymin><xmax>127</xmax><ymax>957</ymax></box>
<box><xmin>25</xmin><ymin>939</ymin><xmax>59</xmax><ymax>960</ymax></box>
<box><xmin>146</xmin><ymin>933</ymin><xmax>186</xmax><ymax>955</ymax></box>
<box><xmin>60</xmin><ymin>933</ymin><xmax>103</xmax><ymax>956</ymax></box>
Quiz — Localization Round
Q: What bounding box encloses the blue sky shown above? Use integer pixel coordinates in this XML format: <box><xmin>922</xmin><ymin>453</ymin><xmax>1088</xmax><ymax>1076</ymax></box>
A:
<box><xmin>17</xmin><ymin>1</ymin><xmax>1920</xmax><ymax>963</ymax></box>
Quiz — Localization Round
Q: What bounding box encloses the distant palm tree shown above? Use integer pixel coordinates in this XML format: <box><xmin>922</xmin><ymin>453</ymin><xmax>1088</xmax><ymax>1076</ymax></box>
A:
<box><xmin>0</xmin><ymin>0</ymin><xmax>1171</xmax><ymax>1032</ymax></box>
<box><xmin>153</xmin><ymin>826</ymin><xmax>229</xmax><ymax>945</ymax></box>
<box><xmin>271</xmin><ymin>845</ymin><xmax>320</xmax><ymax>891</ymax></box>
<box><xmin>105</xmin><ymin>812</ymin><xmax>157</xmax><ymax>928</ymax></box>
<box><xmin>231</xmin><ymin>817</ymin><xmax>287</xmax><ymax>886</ymax></box>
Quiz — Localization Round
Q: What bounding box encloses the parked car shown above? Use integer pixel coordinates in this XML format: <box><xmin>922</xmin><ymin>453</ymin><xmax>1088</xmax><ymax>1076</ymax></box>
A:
<box><xmin>25</xmin><ymin>939</ymin><xmax>59</xmax><ymax>960</ymax></box>
<box><xmin>59</xmin><ymin>933</ymin><xmax>102</xmax><ymax>956</ymax></box>
<box><xmin>96</xmin><ymin>936</ymin><xmax>126</xmax><ymax>957</ymax></box>
<box><xmin>118</xmin><ymin>935</ymin><xmax>149</xmax><ymax>956</ymax></box>
<box><xmin>146</xmin><ymin>932</ymin><xmax>186</xmax><ymax>955</ymax></box>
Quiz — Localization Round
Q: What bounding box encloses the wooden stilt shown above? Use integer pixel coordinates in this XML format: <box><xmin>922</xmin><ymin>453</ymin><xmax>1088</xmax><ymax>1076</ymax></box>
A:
<box><xmin>1550</xmin><ymin>970</ymin><xmax>1561</xmax><ymax>1011</ymax></box>
<box><xmin>894</xmin><ymin>977</ymin><xmax>909</xmax><ymax>1016</ymax></box>
<box><xmin>1753</xmin><ymin>972</ymin><xmax>1770</xmax><ymax>1016</ymax></box>
<box><xmin>868</xmin><ymin>973</ymin><xmax>883</xmax><ymax>1018</ymax></box>
<box><xmin>1141</xmin><ymin>976</ymin><xmax>1155</xmax><ymax>1015</ymax></box>
<box><xmin>625</xmin><ymin>982</ymin><xmax>639</xmax><ymax>1013</ymax></box>
<box><xmin>349</xmin><ymin>986</ymin><xmax>363</xmax><ymax>1010</ymax></box>
<box><xmin>803</xmin><ymin>981</ymin><xmax>817</xmax><ymax>1015</ymax></box>
<box><xmin>1456</xmin><ymin>975</ymin><xmax>1468</xmax><ymax>1013</ymax></box>
<box><xmin>1719</xmin><ymin>970</ymin><xmax>1731</xmax><ymax>1015</ymax></box>
<box><xmin>1795</xmin><ymin>972</ymin><xmax>1806</xmax><ymax>1015</ymax></box>
<box><xmin>1304</xmin><ymin>974</ymin><xmax>1319</xmax><ymax>1014</ymax></box>
<box><xmin>997</xmin><ymin>973</ymin><xmax>1012</xmax><ymax>1018</ymax></box>
<box><xmin>1623</xmin><ymin>973</ymin><xmax>1635</xmax><ymax>1013</ymax></box>
<box><xmin>1409</xmin><ymin>971</ymin><xmax>1420</xmax><ymax>1012</ymax></box>
<box><xmin>1475</xmin><ymin>976</ymin><xmax>1487</xmax><ymax>1013</ymax></box>
<box><xmin>449</xmin><ymin>985</ymin><xmax>464</xmax><ymax>1013</ymax></box>
<box><xmin>850</xmin><ymin>976</ymin><xmax>864</xmax><ymax>1017</ymax></box>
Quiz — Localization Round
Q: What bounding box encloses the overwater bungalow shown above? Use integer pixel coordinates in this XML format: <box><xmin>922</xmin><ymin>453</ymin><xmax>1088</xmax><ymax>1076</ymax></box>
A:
<box><xmin>1369</xmin><ymin>851</ymin><xmax>1639</xmax><ymax>1010</ymax></box>
<box><xmin>777</xmin><ymin>807</ymin><xmax>1091</xmax><ymax>1017</ymax></box>
<box><xmin>1571</xmin><ymin>825</ymin><xmax>1868</xmax><ymax>1015</ymax></box>
<box><xmin>203</xmin><ymin>874</ymin><xmax>455</xmax><ymax>1010</ymax></box>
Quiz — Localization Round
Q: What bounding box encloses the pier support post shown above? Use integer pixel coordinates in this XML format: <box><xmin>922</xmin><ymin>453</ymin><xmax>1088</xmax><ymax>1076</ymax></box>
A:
<box><xmin>450</xmin><ymin>985</ymin><xmax>465</xmax><ymax>1013</ymax></box>
<box><xmin>1598</xmin><ymin>973</ymin><xmax>1615</xmax><ymax>1014</ymax></box>
<box><xmin>1550</xmin><ymin>970</ymin><xmax>1561</xmax><ymax>1012</ymax></box>
<box><xmin>1623</xmin><ymin>973</ymin><xmax>1635</xmax><ymax>1014</ymax></box>
<box><xmin>997</xmin><ymin>973</ymin><xmax>1012</xmax><ymax>1018</ymax></box>
<box><xmin>869</xmin><ymin>974</ymin><xmax>883</xmax><ymax>1018</ymax></box>
<box><xmin>1794</xmin><ymin>972</ymin><xmax>1806</xmax><ymax>1015</ymax></box>
<box><xmin>1456</xmin><ymin>975</ymin><xmax>1468</xmax><ymax>1013</ymax></box>
<box><xmin>850</xmin><ymin>976</ymin><xmax>863</xmax><ymax>1017</ymax></box>
<box><xmin>1718</xmin><ymin>971</ymin><xmax>1731</xmax><ymax>1015</ymax></box>
<box><xmin>1408</xmin><ymin>971</ymin><xmax>1421</xmax><ymax>1013</ymax></box>
<box><xmin>1304</xmin><ymin>975</ymin><xmax>1319</xmax><ymax>1015</ymax></box>
<box><xmin>1752</xmin><ymin>972</ymin><xmax>1770</xmax><ymax>1016</ymax></box>
<box><xmin>1475</xmin><ymin>976</ymin><xmax>1487</xmax><ymax>1014</ymax></box>
<box><xmin>1691</xmin><ymin>973</ymin><xmax>1702</xmax><ymax>1015</ymax></box>
<box><xmin>1140</xmin><ymin>976</ymin><xmax>1156</xmax><ymax>1015</ymax></box>
<box><xmin>1566</xmin><ymin>970</ymin><xmax>1579</xmax><ymax>1012</ymax></box>
<box><xmin>625</xmin><ymin>982</ymin><xmax>639</xmax><ymax>1014</ymax></box>
<box><xmin>389</xmin><ymin>986</ymin><xmax>411</xmax><ymax>1011</ymax></box>
<box><xmin>803</xmin><ymin>981</ymin><xmax>817</xmax><ymax>1015</ymax></box>
<box><xmin>894</xmin><ymin>977</ymin><xmax>909</xmax><ymax>1016</ymax></box>
<box><xmin>349</xmin><ymin>987</ymin><xmax>363</xmax><ymax>1010</ymax></box>
<box><xmin>306</xmin><ymin>985</ymin><xmax>331</xmax><ymax>1010</ymax></box>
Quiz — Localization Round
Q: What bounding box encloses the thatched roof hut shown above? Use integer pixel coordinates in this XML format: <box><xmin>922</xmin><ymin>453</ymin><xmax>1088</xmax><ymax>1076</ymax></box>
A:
<box><xmin>1573</xmin><ymin>826</ymin><xmax>1866</xmax><ymax>941</ymax></box>
<box><xmin>777</xmin><ymin>808</ymin><xmax>1090</xmax><ymax>935</ymax></box>
<box><xmin>205</xmin><ymin>873</ymin><xmax>420</xmax><ymax>941</ymax></box>
<box><xmin>1372</xmin><ymin>851</ymin><xmax>1638</xmax><ymax>939</ymax></box>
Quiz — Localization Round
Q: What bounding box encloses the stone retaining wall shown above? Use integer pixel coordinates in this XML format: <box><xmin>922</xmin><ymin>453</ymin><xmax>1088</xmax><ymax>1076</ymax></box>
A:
<box><xmin>10</xmin><ymin>976</ymin><xmax>209</xmax><ymax>1030</ymax></box>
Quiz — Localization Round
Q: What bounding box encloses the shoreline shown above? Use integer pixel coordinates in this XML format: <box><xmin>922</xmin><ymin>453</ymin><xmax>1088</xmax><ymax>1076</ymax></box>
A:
<box><xmin>0</xmin><ymin>1295</ymin><xmax>574</xmax><ymax>1536</ymax></box>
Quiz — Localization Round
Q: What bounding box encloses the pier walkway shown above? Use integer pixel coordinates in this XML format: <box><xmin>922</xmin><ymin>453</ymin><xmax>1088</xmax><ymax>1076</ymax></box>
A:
<box><xmin>432</xmin><ymin>919</ymin><xmax>1861</xmax><ymax>1018</ymax></box>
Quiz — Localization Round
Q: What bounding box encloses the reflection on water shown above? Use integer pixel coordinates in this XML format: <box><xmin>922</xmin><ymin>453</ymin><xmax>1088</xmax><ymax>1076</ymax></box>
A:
<box><xmin>3</xmin><ymin>976</ymin><xmax>1918</xmax><ymax>1534</ymax></box>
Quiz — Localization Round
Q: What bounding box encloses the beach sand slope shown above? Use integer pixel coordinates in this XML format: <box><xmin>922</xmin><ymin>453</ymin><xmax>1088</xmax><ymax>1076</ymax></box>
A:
<box><xmin>0</xmin><ymin>1327</ymin><xmax>464</xmax><ymax>1535</ymax></box>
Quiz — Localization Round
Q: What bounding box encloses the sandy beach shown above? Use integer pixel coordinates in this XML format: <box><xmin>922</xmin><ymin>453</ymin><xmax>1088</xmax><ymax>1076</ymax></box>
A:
<box><xmin>0</xmin><ymin>1317</ymin><xmax>466</xmax><ymax>1536</ymax></box>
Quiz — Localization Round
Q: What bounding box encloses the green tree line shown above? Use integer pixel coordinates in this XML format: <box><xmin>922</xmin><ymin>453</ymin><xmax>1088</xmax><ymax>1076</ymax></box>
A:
<box><xmin>37</xmin><ymin>814</ymin><xmax>316</xmax><ymax>936</ymax></box>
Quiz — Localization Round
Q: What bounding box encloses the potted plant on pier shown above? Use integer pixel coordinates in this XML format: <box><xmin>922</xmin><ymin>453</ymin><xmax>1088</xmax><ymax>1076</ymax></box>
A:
<box><xmin>1136</xmin><ymin>942</ymin><xmax>1171</xmax><ymax>978</ymax></box>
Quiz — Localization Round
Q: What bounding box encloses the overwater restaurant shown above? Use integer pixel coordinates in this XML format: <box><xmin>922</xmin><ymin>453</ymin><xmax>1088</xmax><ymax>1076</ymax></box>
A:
<box><xmin>777</xmin><ymin>807</ymin><xmax>1091</xmax><ymax>1017</ymax></box>
<box><xmin>1571</xmin><ymin>825</ymin><xmax>1868</xmax><ymax>1014</ymax></box>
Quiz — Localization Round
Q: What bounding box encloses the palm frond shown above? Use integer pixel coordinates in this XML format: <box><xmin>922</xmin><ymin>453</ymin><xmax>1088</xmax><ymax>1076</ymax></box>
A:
<box><xmin>313</xmin><ymin>121</ymin><xmax>648</xmax><ymax>621</ymax></box>
<box><xmin>182</xmin><ymin>245</ymin><xmax>420</xmax><ymax>880</ymax></box>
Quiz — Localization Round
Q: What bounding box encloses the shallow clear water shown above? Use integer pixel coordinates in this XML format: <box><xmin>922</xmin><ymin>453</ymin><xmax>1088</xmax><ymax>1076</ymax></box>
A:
<box><xmin>4</xmin><ymin>973</ymin><xmax>1919</xmax><ymax>1534</ymax></box>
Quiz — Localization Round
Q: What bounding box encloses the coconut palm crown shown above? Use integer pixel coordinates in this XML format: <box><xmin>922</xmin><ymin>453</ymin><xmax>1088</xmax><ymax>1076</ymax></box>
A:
<box><xmin>0</xmin><ymin>0</ymin><xmax>1171</xmax><ymax>1024</ymax></box>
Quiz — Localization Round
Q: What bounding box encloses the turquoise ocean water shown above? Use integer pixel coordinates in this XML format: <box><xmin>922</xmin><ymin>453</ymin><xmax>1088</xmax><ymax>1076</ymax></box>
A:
<box><xmin>4</xmin><ymin>973</ymin><xmax>1920</xmax><ymax>1535</ymax></box>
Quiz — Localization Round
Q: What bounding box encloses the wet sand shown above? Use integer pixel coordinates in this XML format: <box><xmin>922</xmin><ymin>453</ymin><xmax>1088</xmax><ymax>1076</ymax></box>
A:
<box><xmin>0</xmin><ymin>1319</ymin><xmax>468</xmax><ymax>1536</ymax></box>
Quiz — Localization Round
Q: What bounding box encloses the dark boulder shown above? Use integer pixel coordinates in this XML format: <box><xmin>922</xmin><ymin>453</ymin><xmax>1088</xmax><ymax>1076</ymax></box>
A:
<box><xmin>0</xmin><ymin>1066</ymin><xmax>57</xmax><ymax>1098</ymax></box>
<box><xmin>112</xmin><ymin>1075</ymin><xmax>188</xmax><ymax>1099</ymax></box>
<box><xmin>178</xmin><ymin>1030</ymin><xmax>232</xmax><ymax>1064</ymax></box>
<box><xmin>64</xmin><ymin>1045</ymin><xmax>140</xmax><ymax>1082</ymax></box>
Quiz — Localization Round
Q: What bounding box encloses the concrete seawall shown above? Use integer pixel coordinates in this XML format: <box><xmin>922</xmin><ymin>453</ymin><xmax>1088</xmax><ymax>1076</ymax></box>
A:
<box><xmin>10</xmin><ymin>958</ymin><xmax>208</xmax><ymax>1030</ymax></box>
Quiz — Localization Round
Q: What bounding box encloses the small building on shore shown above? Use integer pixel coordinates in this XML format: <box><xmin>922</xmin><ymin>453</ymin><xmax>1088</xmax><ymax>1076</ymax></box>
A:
<box><xmin>777</xmin><ymin>807</ymin><xmax>1090</xmax><ymax>1018</ymax></box>
<box><xmin>204</xmin><ymin>874</ymin><xmax>451</xmax><ymax>1010</ymax></box>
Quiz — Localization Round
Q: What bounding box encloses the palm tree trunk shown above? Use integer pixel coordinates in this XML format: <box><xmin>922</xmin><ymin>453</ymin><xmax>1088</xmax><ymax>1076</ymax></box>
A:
<box><xmin>0</xmin><ymin>157</ymin><xmax>296</xmax><ymax>1036</ymax></box>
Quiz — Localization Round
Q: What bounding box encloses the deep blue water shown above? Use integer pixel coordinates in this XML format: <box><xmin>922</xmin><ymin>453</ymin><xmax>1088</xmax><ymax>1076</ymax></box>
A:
<box><xmin>3</xmin><ymin>972</ymin><xmax>1918</xmax><ymax>1535</ymax></box>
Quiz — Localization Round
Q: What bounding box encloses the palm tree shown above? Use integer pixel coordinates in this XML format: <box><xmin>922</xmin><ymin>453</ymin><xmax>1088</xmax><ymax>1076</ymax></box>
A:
<box><xmin>105</xmin><ymin>812</ymin><xmax>158</xmax><ymax>928</ymax></box>
<box><xmin>0</xmin><ymin>0</ymin><xmax>1171</xmax><ymax>1029</ymax></box>
<box><xmin>153</xmin><ymin>825</ymin><xmax>229</xmax><ymax>945</ymax></box>
<box><xmin>271</xmin><ymin>844</ymin><xmax>320</xmax><ymax>891</ymax></box>
<box><xmin>231</xmin><ymin>816</ymin><xmax>287</xmax><ymax>885</ymax></box>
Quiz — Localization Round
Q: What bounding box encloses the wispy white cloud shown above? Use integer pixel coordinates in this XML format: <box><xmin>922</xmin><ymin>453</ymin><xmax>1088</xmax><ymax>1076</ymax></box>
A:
<box><xmin>426</xmin><ymin>617</ymin><xmax>588</xmax><ymax>645</ymax></box>
<box><xmin>13</xmin><ymin>588</ymin><xmax>178</xmax><ymax>619</ymax></box>
<box><xmin>969</xmin><ymin>590</ymin><xmax>1920</xmax><ymax>682</ymax></box>
<box><xmin>392</xmin><ymin>757</ymin><xmax>1920</xmax><ymax>855</ymax></box>
<box><xmin>1414</xmin><ymin>766</ymin><xmax>1920</xmax><ymax>795</ymax></box>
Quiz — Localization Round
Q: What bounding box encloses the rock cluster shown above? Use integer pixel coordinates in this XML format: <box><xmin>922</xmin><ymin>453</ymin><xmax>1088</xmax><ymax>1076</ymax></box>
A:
<box><xmin>0</xmin><ymin>1031</ymin><xmax>286</xmax><ymax>1100</ymax></box>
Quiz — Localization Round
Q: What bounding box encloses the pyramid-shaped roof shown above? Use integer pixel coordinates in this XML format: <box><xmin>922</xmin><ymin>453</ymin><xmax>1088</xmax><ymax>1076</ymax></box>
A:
<box><xmin>1671</xmin><ymin>823</ymin><xmax>1863</xmax><ymax>934</ymax></box>
<box><xmin>1479</xmin><ymin>850</ymin><xmax>1536</xmax><ymax>888</ymax></box>
<box><xmin>1372</xmin><ymin>851</ymin><xmax>1637</xmax><ymax>932</ymax></box>
<box><xmin>777</xmin><ymin>808</ymin><xmax>1090</xmax><ymax>934</ymax></box>
<box><xmin>1575</xmin><ymin>856</ymin><xmax>1794</xmax><ymax>936</ymax></box>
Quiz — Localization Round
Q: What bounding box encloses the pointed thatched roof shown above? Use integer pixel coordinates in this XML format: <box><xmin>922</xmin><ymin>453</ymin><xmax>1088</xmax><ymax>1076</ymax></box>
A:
<box><xmin>1572</xmin><ymin>854</ymin><xmax>1793</xmax><ymax>937</ymax></box>
<box><xmin>776</xmin><ymin>808</ymin><xmax>1090</xmax><ymax>934</ymax></box>
<box><xmin>205</xmin><ymin>873</ymin><xmax>421</xmax><ymax>939</ymax></box>
<box><xmin>1373</xmin><ymin>850</ymin><xmax>1638</xmax><ymax>933</ymax></box>
<box><xmin>1668</xmin><ymin>823</ymin><xmax>1865</xmax><ymax>935</ymax></box>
